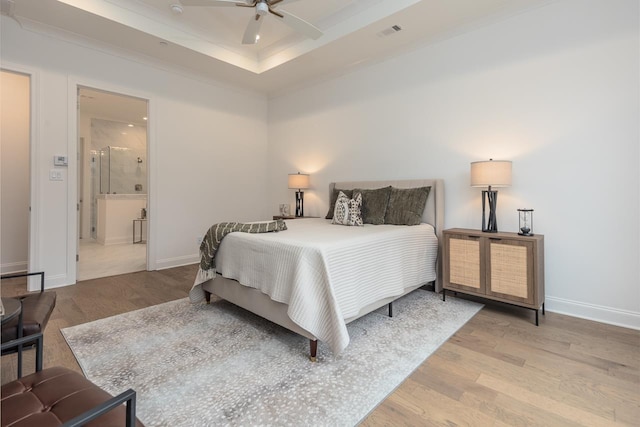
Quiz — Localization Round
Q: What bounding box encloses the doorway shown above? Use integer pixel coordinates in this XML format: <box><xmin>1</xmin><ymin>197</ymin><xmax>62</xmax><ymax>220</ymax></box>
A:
<box><xmin>76</xmin><ymin>86</ymin><xmax>149</xmax><ymax>281</ymax></box>
<box><xmin>0</xmin><ymin>70</ymin><xmax>30</xmax><ymax>280</ymax></box>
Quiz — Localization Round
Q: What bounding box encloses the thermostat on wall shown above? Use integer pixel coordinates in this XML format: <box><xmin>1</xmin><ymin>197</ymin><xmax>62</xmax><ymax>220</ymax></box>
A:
<box><xmin>54</xmin><ymin>155</ymin><xmax>68</xmax><ymax>166</ymax></box>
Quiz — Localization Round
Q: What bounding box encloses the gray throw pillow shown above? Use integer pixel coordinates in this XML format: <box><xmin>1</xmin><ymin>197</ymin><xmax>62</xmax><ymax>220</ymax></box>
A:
<box><xmin>384</xmin><ymin>186</ymin><xmax>431</xmax><ymax>226</ymax></box>
<box><xmin>326</xmin><ymin>188</ymin><xmax>353</xmax><ymax>219</ymax></box>
<box><xmin>353</xmin><ymin>186</ymin><xmax>392</xmax><ymax>225</ymax></box>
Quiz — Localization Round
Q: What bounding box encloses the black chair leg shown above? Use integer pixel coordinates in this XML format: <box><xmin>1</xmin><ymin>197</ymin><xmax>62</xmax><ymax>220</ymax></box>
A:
<box><xmin>1</xmin><ymin>333</ymin><xmax>44</xmax><ymax>375</ymax></box>
<box><xmin>17</xmin><ymin>301</ymin><xmax>23</xmax><ymax>378</ymax></box>
<box><xmin>2</xmin><ymin>271</ymin><xmax>51</xmax><ymax>377</ymax></box>
<box><xmin>35</xmin><ymin>335</ymin><xmax>43</xmax><ymax>372</ymax></box>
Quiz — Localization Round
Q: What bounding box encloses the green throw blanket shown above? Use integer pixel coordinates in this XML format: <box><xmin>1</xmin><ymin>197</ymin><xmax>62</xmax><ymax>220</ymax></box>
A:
<box><xmin>190</xmin><ymin>220</ymin><xmax>287</xmax><ymax>302</ymax></box>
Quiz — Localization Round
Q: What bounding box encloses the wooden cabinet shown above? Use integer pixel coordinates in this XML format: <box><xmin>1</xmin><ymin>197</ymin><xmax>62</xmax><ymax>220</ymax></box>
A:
<box><xmin>443</xmin><ymin>228</ymin><xmax>545</xmax><ymax>325</ymax></box>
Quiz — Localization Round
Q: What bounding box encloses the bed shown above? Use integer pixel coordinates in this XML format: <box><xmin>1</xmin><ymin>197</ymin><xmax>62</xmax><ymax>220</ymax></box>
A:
<box><xmin>194</xmin><ymin>179</ymin><xmax>444</xmax><ymax>360</ymax></box>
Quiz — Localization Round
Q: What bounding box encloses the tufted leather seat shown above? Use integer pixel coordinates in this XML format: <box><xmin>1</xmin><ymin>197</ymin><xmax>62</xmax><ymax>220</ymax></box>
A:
<box><xmin>1</xmin><ymin>367</ymin><xmax>144</xmax><ymax>427</ymax></box>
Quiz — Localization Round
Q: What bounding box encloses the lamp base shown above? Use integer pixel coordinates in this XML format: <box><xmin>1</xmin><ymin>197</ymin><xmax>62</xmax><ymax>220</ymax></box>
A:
<box><xmin>481</xmin><ymin>190</ymin><xmax>498</xmax><ymax>232</ymax></box>
<box><xmin>295</xmin><ymin>190</ymin><xmax>304</xmax><ymax>217</ymax></box>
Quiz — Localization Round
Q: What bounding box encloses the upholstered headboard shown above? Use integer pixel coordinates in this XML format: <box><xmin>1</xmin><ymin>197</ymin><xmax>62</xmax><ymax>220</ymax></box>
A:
<box><xmin>329</xmin><ymin>179</ymin><xmax>445</xmax><ymax>292</ymax></box>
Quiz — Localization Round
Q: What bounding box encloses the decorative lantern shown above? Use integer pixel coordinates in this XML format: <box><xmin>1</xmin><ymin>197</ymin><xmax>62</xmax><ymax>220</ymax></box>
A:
<box><xmin>517</xmin><ymin>209</ymin><xmax>534</xmax><ymax>236</ymax></box>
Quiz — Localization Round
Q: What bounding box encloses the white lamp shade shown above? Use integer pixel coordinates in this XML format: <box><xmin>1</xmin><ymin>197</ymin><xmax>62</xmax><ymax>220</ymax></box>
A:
<box><xmin>288</xmin><ymin>173</ymin><xmax>310</xmax><ymax>189</ymax></box>
<box><xmin>470</xmin><ymin>160</ymin><xmax>512</xmax><ymax>187</ymax></box>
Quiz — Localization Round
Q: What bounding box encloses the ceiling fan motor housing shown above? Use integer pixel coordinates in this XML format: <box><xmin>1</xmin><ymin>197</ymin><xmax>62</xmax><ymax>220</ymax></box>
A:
<box><xmin>256</xmin><ymin>1</ymin><xmax>268</xmax><ymax>16</ymax></box>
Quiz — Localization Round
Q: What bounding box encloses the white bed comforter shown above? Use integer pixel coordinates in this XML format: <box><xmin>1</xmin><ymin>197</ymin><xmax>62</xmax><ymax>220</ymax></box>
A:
<box><xmin>197</xmin><ymin>218</ymin><xmax>437</xmax><ymax>354</ymax></box>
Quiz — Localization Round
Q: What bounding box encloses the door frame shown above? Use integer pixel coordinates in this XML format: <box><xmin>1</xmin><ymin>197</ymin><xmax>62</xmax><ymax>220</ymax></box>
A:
<box><xmin>67</xmin><ymin>76</ymin><xmax>157</xmax><ymax>283</ymax></box>
<box><xmin>1</xmin><ymin>63</ymin><xmax>41</xmax><ymax>291</ymax></box>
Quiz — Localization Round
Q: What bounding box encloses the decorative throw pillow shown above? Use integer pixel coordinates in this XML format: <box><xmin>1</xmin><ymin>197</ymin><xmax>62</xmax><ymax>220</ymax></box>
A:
<box><xmin>332</xmin><ymin>191</ymin><xmax>364</xmax><ymax>226</ymax></box>
<box><xmin>353</xmin><ymin>186</ymin><xmax>392</xmax><ymax>225</ymax></box>
<box><xmin>326</xmin><ymin>188</ymin><xmax>354</xmax><ymax>219</ymax></box>
<box><xmin>384</xmin><ymin>186</ymin><xmax>431</xmax><ymax>226</ymax></box>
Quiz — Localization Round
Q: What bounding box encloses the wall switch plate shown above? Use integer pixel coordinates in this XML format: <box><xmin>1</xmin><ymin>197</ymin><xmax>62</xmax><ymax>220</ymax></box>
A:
<box><xmin>49</xmin><ymin>169</ymin><xmax>63</xmax><ymax>181</ymax></box>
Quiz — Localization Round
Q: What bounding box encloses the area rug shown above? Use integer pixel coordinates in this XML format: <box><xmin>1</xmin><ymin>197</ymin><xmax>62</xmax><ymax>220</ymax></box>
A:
<box><xmin>61</xmin><ymin>290</ymin><xmax>482</xmax><ymax>426</ymax></box>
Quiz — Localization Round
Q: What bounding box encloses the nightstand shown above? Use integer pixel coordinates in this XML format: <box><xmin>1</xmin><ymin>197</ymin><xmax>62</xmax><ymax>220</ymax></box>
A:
<box><xmin>442</xmin><ymin>228</ymin><xmax>545</xmax><ymax>325</ymax></box>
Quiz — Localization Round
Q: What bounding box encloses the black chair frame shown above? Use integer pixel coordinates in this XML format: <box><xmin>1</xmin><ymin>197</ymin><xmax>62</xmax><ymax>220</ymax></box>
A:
<box><xmin>62</xmin><ymin>388</ymin><xmax>137</xmax><ymax>427</ymax></box>
<box><xmin>2</xmin><ymin>333</ymin><xmax>137</xmax><ymax>427</ymax></box>
<box><xmin>1</xmin><ymin>271</ymin><xmax>45</xmax><ymax>292</ymax></box>
<box><xmin>1</xmin><ymin>271</ymin><xmax>45</xmax><ymax>377</ymax></box>
<box><xmin>0</xmin><ymin>332</ymin><xmax>43</xmax><ymax>374</ymax></box>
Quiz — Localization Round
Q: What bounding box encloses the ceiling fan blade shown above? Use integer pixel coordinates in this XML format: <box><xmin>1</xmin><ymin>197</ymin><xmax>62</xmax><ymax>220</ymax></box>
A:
<box><xmin>268</xmin><ymin>0</ymin><xmax>303</xmax><ymax>6</ymax></box>
<box><xmin>275</xmin><ymin>9</ymin><xmax>322</xmax><ymax>40</ymax></box>
<box><xmin>181</xmin><ymin>0</ymin><xmax>247</xmax><ymax>6</ymax></box>
<box><xmin>242</xmin><ymin>14</ymin><xmax>264</xmax><ymax>44</ymax></box>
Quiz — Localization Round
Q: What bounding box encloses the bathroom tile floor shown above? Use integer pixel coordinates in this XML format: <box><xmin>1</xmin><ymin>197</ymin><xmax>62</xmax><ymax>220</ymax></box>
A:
<box><xmin>77</xmin><ymin>239</ymin><xmax>146</xmax><ymax>281</ymax></box>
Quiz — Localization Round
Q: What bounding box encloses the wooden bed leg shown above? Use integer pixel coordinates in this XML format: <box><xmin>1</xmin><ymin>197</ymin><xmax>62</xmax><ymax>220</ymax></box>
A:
<box><xmin>309</xmin><ymin>340</ymin><xmax>318</xmax><ymax>362</ymax></box>
<box><xmin>204</xmin><ymin>291</ymin><xmax>211</xmax><ymax>304</ymax></box>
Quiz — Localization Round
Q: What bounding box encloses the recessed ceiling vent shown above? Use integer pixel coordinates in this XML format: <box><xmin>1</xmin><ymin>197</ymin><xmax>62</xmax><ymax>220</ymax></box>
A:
<box><xmin>377</xmin><ymin>25</ymin><xmax>402</xmax><ymax>38</ymax></box>
<box><xmin>170</xmin><ymin>3</ymin><xmax>183</xmax><ymax>15</ymax></box>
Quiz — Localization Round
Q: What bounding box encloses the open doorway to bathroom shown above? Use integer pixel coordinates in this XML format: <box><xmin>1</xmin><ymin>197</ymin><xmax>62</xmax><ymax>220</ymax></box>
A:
<box><xmin>77</xmin><ymin>86</ymin><xmax>148</xmax><ymax>281</ymax></box>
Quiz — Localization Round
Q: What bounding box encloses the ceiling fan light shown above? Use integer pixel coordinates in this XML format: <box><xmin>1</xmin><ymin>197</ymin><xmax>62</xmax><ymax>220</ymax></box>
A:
<box><xmin>255</xmin><ymin>34</ymin><xmax>260</xmax><ymax>42</ymax></box>
<box><xmin>256</xmin><ymin>1</ymin><xmax>268</xmax><ymax>16</ymax></box>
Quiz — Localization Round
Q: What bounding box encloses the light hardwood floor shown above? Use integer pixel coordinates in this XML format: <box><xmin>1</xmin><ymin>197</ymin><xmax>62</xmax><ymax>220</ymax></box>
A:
<box><xmin>2</xmin><ymin>266</ymin><xmax>638</xmax><ymax>425</ymax></box>
<box><xmin>77</xmin><ymin>239</ymin><xmax>147</xmax><ymax>281</ymax></box>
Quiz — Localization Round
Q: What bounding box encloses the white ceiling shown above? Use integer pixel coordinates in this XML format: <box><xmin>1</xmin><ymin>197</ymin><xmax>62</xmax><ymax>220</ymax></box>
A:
<box><xmin>79</xmin><ymin>87</ymin><xmax>149</xmax><ymax>126</ymax></box>
<box><xmin>3</xmin><ymin>0</ymin><xmax>553</xmax><ymax>95</ymax></box>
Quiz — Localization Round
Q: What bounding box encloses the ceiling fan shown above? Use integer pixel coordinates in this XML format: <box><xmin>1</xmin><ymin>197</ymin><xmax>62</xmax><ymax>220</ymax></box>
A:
<box><xmin>180</xmin><ymin>0</ymin><xmax>323</xmax><ymax>45</ymax></box>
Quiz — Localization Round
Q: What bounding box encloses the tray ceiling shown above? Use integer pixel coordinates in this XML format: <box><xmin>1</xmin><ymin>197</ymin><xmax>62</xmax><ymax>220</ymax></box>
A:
<box><xmin>2</xmin><ymin>0</ymin><xmax>553</xmax><ymax>94</ymax></box>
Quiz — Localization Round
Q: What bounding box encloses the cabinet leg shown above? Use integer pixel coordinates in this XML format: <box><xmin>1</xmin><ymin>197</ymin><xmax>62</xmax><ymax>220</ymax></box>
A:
<box><xmin>442</xmin><ymin>289</ymin><xmax>446</xmax><ymax>301</ymax></box>
<box><xmin>535</xmin><ymin>309</ymin><xmax>539</xmax><ymax>326</ymax></box>
<box><xmin>542</xmin><ymin>302</ymin><xmax>545</xmax><ymax>315</ymax></box>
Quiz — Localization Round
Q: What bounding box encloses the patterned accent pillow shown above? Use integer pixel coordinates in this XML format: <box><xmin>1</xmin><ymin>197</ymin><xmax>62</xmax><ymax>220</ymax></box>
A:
<box><xmin>332</xmin><ymin>191</ymin><xmax>364</xmax><ymax>226</ymax></box>
<box><xmin>326</xmin><ymin>188</ymin><xmax>353</xmax><ymax>219</ymax></box>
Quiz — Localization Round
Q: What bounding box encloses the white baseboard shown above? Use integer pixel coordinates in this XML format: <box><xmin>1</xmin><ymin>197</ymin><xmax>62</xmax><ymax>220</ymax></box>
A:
<box><xmin>37</xmin><ymin>273</ymin><xmax>75</xmax><ymax>291</ymax></box>
<box><xmin>1</xmin><ymin>261</ymin><xmax>28</xmax><ymax>275</ymax></box>
<box><xmin>155</xmin><ymin>254</ymin><xmax>199</xmax><ymax>271</ymax></box>
<box><xmin>546</xmin><ymin>296</ymin><xmax>640</xmax><ymax>330</ymax></box>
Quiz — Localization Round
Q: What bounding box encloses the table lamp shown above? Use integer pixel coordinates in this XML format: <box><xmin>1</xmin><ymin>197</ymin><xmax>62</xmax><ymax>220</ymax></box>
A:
<box><xmin>470</xmin><ymin>159</ymin><xmax>512</xmax><ymax>232</ymax></box>
<box><xmin>288</xmin><ymin>172</ymin><xmax>310</xmax><ymax>217</ymax></box>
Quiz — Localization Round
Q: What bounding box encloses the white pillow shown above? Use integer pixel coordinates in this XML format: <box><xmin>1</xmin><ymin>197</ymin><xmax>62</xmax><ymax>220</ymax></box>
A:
<box><xmin>332</xmin><ymin>191</ymin><xmax>364</xmax><ymax>226</ymax></box>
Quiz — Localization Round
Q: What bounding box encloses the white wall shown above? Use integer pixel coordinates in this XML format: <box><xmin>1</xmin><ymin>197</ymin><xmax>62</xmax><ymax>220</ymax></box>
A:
<box><xmin>0</xmin><ymin>70</ymin><xmax>30</xmax><ymax>274</ymax></box>
<box><xmin>268</xmin><ymin>0</ymin><xmax>640</xmax><ymax>328</ymax></box>
<box><xmin>1</xmin><ymin>16</ymin><xmax>269</xmax><ymax>286</ymax></box>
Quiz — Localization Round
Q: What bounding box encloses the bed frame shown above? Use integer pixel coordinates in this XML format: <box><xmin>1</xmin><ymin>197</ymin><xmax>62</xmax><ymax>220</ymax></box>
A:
<box><xmin>203</xmin><ymin>179</ymin><xmax>444</xmax><ymax>360</ymax></box>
